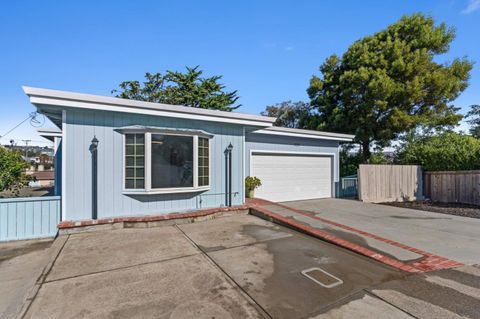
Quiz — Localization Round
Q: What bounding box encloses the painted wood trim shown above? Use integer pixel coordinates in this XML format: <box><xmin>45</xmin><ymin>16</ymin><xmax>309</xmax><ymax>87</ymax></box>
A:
<box><xmin>61</xmin><ymin>109</ymin><xmax>66</xmax><ymax>221</ymax></box>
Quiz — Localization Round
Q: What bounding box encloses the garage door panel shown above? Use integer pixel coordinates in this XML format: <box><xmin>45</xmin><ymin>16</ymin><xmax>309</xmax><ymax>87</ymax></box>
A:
<box><xmin>251</xmin><ymin>153</ymin><xmax>332</xmax><ymax>202</ymax></box>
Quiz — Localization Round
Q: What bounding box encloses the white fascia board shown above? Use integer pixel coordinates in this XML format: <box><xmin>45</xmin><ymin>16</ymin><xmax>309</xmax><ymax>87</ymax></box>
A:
<box><xmin>253</xmin><ymin>129</ymin><xmax>354</xmax><ymax>142</ymax></box>
<box><xmin>37</xmin><ymin>128</ymin><xmax>62</xmax><ymax>136</ymax></box>
<box><xmin>23</xmin><ymin>86</ymin><xmax>275</xmax><ymax>127</ymax></box>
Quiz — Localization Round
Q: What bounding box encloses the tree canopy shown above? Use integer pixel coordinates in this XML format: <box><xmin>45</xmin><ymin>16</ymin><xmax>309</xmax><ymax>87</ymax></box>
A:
<box><xmin>396</xmin><ymin>131</ymin><xmax>480</xmax><ymax>171</ymax></box>
<box><xmin>466</xmin><ymin>104</ymin><xmax>480</xmax><ymax>138</ymax></box>
<box><xmin>307</xmin><ymin>13</ymin><xmax>472</xmax><ymax>162</ymax></box>
<box><xmin>113</xmin><ymin>66</ymin><xmax>240</xmax><ymax>111</ymax></box>
<box><xmin>261</xmin><ymin>101</ymin><xmax>315</xmax><ymax>128</ymax></box>
<box><xmin>0</xmin><ymin>147</ymin><xmax>30</xmax><ymax>195</ymax></box>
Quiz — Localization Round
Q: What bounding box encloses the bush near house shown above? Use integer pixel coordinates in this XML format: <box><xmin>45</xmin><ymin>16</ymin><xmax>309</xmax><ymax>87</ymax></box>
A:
<box><xmin>0</xmin><ymin>147</ymin><xmax>31</xmax><ymax>194</ymax></box>
<box><xmin>397</xmin><ymin>132</ymin><xmax>480</xmax><ymax>171</ymax></box>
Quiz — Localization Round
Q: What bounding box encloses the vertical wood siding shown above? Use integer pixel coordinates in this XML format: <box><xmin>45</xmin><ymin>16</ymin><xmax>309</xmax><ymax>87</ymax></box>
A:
<box><xmin>358</xmin><ymin>165</ymin><xmax>423</xmax><ymax>203</ymax></box>
<box><xmin>64</xmin><ymin>109</ymin><xmax>245</xmax><ymax>221</ymax></box>
<box><xmin>0</xmin><ymin>196</ymin><xmax>60</xmax><ymax>241</ymax></box>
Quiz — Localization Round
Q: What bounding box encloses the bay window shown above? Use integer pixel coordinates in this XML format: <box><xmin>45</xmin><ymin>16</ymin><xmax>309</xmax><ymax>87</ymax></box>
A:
<box><xmin>123</xmin><ymin>129</ymin><xmax>211</xmax><ymax>193</ymax></box>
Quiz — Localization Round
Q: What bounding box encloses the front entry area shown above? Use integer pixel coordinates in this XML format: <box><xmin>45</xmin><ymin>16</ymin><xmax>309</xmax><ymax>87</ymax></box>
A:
<box><xmin>250</xmin><ymin>152</ymin><xmax>333</xmax><ymax>202</ymax></box>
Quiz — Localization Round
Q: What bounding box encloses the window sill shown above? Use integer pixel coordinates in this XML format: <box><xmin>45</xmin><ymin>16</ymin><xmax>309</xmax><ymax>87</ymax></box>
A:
<box><xmin>123</xmin><ymin>186</ymin><xmax>210</xmax><ymax>195</ymax></box>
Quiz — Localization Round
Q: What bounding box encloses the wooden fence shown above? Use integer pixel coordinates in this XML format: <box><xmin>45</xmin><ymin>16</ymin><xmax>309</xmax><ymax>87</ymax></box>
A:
<box><xmin>0</xmin><ymin>196</ymin><xmax>60</xmax><ymax>242</ymax></box>
<box><xmin>358</xmin><ymin>165</ymin><xmax>423</xmax><ymax>203</ymax></box>
<box><xmin>424</xmin><ymin>171</ymin><xmax>480</xmax><ymax>206</ymax></box>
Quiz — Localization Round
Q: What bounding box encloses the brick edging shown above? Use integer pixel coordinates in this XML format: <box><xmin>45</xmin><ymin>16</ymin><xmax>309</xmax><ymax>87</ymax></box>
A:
<box><xmin>248</xmin><ymin>199</ymin><xmax>463</xmax><ymax>273</ymax></box>
<box><xmin>58</xmin><ymin>205</ymin><xmax>249</xmax><ymax>229</ymax></box>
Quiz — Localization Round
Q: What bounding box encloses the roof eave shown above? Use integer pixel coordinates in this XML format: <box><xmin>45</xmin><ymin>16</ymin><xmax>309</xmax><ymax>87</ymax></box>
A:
<box><xmin>253</xmin><ymin>128</ymin><xmax>355</xmax><ymax>142</ymax></box>
<box><xmin>23</xmin><ymin>86</ymin><xmax>276</xmax><ymax>127</ymax></box>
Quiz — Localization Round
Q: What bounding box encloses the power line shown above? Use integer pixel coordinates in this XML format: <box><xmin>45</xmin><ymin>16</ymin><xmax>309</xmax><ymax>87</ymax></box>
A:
<box><xmin>0</xmin><ymin>113</ymin><xmax>37</xmax><ymax>140</ymax></box>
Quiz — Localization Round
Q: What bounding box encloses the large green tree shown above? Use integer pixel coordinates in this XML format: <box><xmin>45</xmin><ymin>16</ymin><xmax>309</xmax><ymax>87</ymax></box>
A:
<box><xmin>307</xmin><ymin>13</ymin><xmax>472</xmax><ymax>162</ymax></box>
<box><xmin>0</xmin><ymin>147</ymin><xmax>30</xmax><ymax>195</ymax></box>
<box><xmin>396</xmin><ymin>131</ymin><xmax>480</xmax><ymax>171</ymax></box>
<box><xmin>113</xmin><ymin>66</ymin><xmax>240</xmax><ymax>111</ymax></box>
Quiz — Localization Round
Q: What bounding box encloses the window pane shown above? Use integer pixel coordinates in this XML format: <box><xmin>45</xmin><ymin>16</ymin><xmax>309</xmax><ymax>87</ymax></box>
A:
<box><xmin>125</xmin><ymin>134</ymin><xmax>145</xmax><ymax>189</ymax></box>
<box><xmin>125</xmin><ymin>179</ymin><xmax>134</xmax><ymax>189</ymax></box>
<box><xmin>136</xmin><ymin>168</ymin><xmax>144</xmax><ymax>177</ymax></box>
<box><xmin>135</xmin><ymin>134</ymin><xmax>144</xmax><ymax>144</ymax></box>
<box><xmin>198</xmin><ymin>137</ymin><xmax>209</xmax><ymax>187</ymax></box>
<box><xmin>135</xmin><ymin>156</ymin><xmax>144</xmax><ymax>167</ymax></box>
<box><xmin>151</xmin><ymin>135</ymin><xmax>193</xmax><ymax>188</ymax></box>
<box><xmin>136</xmin><ymin>145</ymin><xmax>144</xmax><ymax>155</ymax></box>
<box><xmin>126</xmin><ymin>145</ymin><xmax>134</xmax><ymax>155</ymax></box>
<box><xmin>135</xmin><ymin>179</ymin><xmax>145</xmax><ymax>189</ymax></box>
<box><xmin>126</xmin><ymin>168</ymin><xmax>134</xmax><ymax>178</ymax></box>
<box><xmin>126</xmin><ymin>135</ymin><xmax>135</xmax><ymax>144</ymax></box>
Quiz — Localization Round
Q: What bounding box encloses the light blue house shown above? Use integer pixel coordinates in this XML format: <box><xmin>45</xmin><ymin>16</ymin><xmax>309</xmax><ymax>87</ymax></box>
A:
<box><xmin>24</xmin><ymin>87</ymin><xmax>353</xmax><ymax>222</ymax></box>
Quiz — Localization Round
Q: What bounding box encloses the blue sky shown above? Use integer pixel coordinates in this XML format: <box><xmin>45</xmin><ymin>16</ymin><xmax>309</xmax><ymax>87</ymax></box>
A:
<box><xmin>0</xmin><ymin>0</ymin><xmax>479</xmax><ymax>146</ymax></box>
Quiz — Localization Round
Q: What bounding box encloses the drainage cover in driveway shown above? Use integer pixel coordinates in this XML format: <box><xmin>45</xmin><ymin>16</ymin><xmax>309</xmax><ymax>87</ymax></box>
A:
<box><xmin>302</xmin><ymin>268</ymin><xmax>343</xmax><ymax>288</ymax></box>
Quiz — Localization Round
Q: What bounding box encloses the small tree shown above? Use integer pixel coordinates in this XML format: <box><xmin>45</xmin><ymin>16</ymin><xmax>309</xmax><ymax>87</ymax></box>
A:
<box><xmin>466</xmin><ymin>104</ymin><xmax>480</xmax><ymax>138</ymax></box>
<box><xmin>0</xmin><ymin>147</ymin><xmax>30</xmax><ymax>195</ymax></box>
<box><xmin>113</xmin><ymin>66</ymin><xmax>240</xmax><ymax>111</ymax></box>
<box><xmin>339</xmin><ymin>145</ymin><xmax>363</xmax><ymax>177</ymax></box>
<box><xmin>261</xmin><ymin>101</ymin><xmax>316</xmax><ymax>128</ymax></box>
<box><xmin>396</xmin><ymin>132</ymin><xmax>480</xmax><ymax>171</ymax></box>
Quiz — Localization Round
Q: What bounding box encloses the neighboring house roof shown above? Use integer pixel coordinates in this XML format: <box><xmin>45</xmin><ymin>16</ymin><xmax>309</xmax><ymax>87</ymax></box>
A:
<box><xmin>37</xmin><ymin>128</ymin><xmax>62</xmax><ymax>142</ymax></box>
<box><xmin>30</xmin><ymin>171</ymin><xmax>54</xmax><ymax>181</ymax></box>
<box><xmin>252</xmin><ymin>126</ymin><xmax>355</xmax><ymax>142</ymax></box>
<box><xmin>23</xmin><ymin>86</ymin><xmax>276</xmax><ymax>128</ymax></box>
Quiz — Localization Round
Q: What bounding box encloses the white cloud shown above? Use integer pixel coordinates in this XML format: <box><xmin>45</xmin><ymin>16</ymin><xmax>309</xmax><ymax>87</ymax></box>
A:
<box><xmin>284</xmin><ymin>46</ymin><xmax>295</xmax><ymax>51</ymax></box>
<box><xmin>462</xmin><ymin>0</ymin><xmax>480</xmax><ymax>14</ymax></box>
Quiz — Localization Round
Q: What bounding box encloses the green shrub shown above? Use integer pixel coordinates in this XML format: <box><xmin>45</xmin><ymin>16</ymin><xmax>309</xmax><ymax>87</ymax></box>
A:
<box><xmin>245</xmin><ymin>176</ymin><xmax>262</xmax><ymax>192</ymax></box>
<box><xmin>0</xmin><ymin>147</ymin><xmax>30</xmax><ymax>195</ymax></box>
<box><xmin>396</xmin><ymin>132</ymin><xmax>480</xmax><ymax>171</ymax></box>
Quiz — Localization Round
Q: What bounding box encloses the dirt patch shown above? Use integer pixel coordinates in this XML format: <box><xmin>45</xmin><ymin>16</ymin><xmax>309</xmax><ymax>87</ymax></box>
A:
<box><xmin>382</xmin><ymin>201</ymin><xmax>480</xmax><ymax>219</ymax></box>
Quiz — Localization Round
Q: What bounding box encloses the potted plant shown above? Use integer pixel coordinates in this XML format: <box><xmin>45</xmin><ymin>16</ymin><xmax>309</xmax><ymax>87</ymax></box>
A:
<box><xmin>245</xmin><ymin>176</ymin><xmax>262</xmax><ymax>198</ymax></box>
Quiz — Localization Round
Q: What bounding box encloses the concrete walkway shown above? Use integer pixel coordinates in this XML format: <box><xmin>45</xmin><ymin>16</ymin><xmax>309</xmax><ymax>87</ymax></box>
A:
<box><xmin>3</xmin><ymin>213</ymin><xmax>480</xmax><ymax>318</ymax></box>
<box><xmin>283</xmin><ymin>198</ymin><xmax>480</xmax><ymax>265</ymax></box>
<box><xmin>0</xmin><ymin>238</ymin><xmax>56</xmax><ymax>319</ymax></box>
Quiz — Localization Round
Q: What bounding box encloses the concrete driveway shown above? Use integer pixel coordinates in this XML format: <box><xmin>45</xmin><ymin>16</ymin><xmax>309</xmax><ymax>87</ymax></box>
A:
<box><xmin>282</xmin><ymin>198</ymin><xmax>480</xmax><ymax>265</ymax></box>
<box><xmin>20</xmin><ymin>213</ymin><xmax>412</xmax><ymax>319</ymax></box>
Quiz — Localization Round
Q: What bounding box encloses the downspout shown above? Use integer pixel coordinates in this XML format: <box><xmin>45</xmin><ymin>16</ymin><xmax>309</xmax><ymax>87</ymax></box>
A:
<box><xmin>90</xmin><ymin>136</ymin><xmax>99</xmax><ymax>220</ymax></box>
<box><xmin>228</xmin><ymin>143</ymin><xmax>233</xmax><ymax>206</ymax></box>
<box><xmin>224</xmin><ymin>143</ymin><xmax>234</xmax><ymax>207</ymax></box>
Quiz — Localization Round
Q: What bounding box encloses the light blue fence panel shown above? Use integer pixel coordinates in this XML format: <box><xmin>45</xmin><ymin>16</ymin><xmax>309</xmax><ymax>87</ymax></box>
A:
<box><xmin>338</xmin><ymin>177</ymin><xmax>358</xmax><ymax>198</ymax></box>
<box><xmin>0</xmin><ymin>196</ymin><xmax>61</xmax><ymax>242</ymax></box>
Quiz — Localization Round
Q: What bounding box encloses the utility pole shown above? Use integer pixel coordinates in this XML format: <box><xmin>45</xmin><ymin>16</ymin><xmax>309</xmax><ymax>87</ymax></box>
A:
<box><xmin>21</xmin><ymin>139</ymin><xmax>31</xmax><ymax>158</ymax></box>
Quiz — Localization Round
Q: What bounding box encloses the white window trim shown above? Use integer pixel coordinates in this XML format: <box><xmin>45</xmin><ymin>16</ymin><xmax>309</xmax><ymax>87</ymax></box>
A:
<box><xmin>122</xmin><ymin>131</ymin><xmax>211</xmax><ymax>195</ymax></box>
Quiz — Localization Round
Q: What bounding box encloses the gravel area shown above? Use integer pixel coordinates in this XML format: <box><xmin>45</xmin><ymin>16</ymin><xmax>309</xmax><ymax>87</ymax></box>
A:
<box><xmin>382</xmin><ymin>201</ymin><xmax>480</xmax><ymax>219</ymax></box>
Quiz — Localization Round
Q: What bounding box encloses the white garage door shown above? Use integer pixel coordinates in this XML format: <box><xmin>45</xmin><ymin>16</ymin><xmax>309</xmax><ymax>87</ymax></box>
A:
<box><xmin>251</xmin><ymin>153</ymin><xmax>332</xmax><ymax>202</ymax></box>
